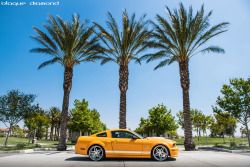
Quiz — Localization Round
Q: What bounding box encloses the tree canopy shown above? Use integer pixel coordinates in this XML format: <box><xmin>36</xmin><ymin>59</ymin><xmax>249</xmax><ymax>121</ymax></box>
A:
<box><xmin>24</xmin><ymin>106</ymin><xmax>51</xmax><ymax>140</ymax></box>
<box><xmin>215</xmin><ymin>77</ymin><xmax>250</xmax><ymax>146</ymax></box>
<box><xmin>210</xmin><ymin>109</ymin><xmax>237</xmax><ymax>141</ymax></box>
<box><xmin>135</xmin><ymin>104</ymin><xmax>178</xmax><ymax>136</ymax></box>
<box><xmin>0</xmin><ymin>90</ymin><xmax>36</xmax><ymax>146</ymax></box>
<box><xmin>68</xmin><ymin>98</ymin><xmax>107</xmax><ymax>134</ymax></box>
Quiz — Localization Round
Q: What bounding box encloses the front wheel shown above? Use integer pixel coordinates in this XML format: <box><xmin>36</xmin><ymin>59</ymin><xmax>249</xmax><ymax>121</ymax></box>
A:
<box><xmin>152</xmin><ymin>145</ymin><xmax>169</xmax><ymax>161</ymax></box>
<box><xmin>88</xmin><ymin>145</ymin><xmax>105</xmax><ymax>161</ymax></box>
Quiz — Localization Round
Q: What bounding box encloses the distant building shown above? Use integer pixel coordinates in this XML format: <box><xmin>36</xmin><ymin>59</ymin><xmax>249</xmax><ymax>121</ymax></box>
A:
<box><xmin>0</xmin><ymin>128</ymin><xmax>9</xmax><ymax>135</ymax></box>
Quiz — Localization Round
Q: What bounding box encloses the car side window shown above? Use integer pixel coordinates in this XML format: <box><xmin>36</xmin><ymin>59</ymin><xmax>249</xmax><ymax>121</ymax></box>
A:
<box><xmin>96</xmin><ymin>132</ymin><xmax>107</xmax><ymax>137</ymax></box>
<box><xmin>111</xmin><ymin>131</ymin><xmax>134</xmax><ymax>139</ymax></box>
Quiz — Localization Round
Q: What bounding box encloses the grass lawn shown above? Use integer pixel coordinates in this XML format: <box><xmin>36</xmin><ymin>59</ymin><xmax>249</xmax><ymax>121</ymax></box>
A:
<box><xmin>0</xmin><ymin>137</ymin><xmax>73</xmax><ymax>146</ymax></box>
<box><xmin>0</xmin><ymin>137</ymin><xmax>75</xmax><ymax>151</ymax></box>
<box><xmin>174</xmin><ymin>137</ymin><xmax>248</xmax><ymax>146</ymax></box>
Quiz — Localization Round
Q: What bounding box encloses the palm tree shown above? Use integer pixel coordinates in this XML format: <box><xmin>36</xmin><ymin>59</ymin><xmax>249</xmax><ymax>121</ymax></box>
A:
<box><xmin>141</xmin><ymin>3</ymin><xmax>229</xmax><ymax>150</ymax></box>
<box><xmin>30</xmin><ymin>14</ymin><xmax>102</xmax><ymax>150</ymax></box>
<box><xmin>92</xmin><ymin>10</ymin><xmax>152</xmax><ymax>129</ymax></box>
<box><xmin>48</xmin><ymin>107</ymin><xmax>61</xmax><ymax>141</ymax></box>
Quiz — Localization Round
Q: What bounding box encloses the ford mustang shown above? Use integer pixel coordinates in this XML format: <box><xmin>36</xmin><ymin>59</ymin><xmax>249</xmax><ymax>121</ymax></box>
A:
<box><xmin>75</xmin><ymin>129</ymin><xmax>179</xmax><ymax>161</ymax></box>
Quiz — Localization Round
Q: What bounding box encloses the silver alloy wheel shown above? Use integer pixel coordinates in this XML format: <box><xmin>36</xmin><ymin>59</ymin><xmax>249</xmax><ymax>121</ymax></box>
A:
<box><xmin>152</xmin><ymin>145</ymin><xmax>169</xmax><ymax>161</ymax></box>
<box><xmin>88</xmin><ymin>145</ymin><xmax>104</xmax><ymax>161</ymax></box>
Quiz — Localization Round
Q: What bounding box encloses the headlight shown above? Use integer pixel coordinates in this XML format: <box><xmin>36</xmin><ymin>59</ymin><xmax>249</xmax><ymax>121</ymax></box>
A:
<box><xmin>172</xmin><ymin>143</ymin><xmax>176</xmax><ymax>147</ymax></box>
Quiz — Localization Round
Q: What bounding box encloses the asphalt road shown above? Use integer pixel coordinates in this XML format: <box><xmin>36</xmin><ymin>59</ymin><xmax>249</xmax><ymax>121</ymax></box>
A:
<box><xmin>0</xmin><ymin>149</ymin><xmax>250</xmax><ymax>167</ymax></box>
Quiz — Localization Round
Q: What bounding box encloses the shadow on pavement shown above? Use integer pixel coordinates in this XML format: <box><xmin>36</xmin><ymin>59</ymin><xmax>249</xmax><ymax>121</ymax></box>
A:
<box><xmin>65</xmin><ymin>156</ymin><xmax>176</xmax><ymax>162</ymax></box>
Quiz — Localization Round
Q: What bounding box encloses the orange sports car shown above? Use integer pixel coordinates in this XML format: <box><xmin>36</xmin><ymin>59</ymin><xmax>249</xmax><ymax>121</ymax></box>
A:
<box><xmin>75</xmin><ymin>129</ymin><xmax>179</xmax><ymax>161</ymax></box>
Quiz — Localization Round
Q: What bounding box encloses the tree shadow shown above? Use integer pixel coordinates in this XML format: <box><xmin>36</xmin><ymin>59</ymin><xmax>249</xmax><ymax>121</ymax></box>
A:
<box><xmin>65</xmin><ymin>156</ymin><xmax>176</xmax><ymax>162</ymax></box>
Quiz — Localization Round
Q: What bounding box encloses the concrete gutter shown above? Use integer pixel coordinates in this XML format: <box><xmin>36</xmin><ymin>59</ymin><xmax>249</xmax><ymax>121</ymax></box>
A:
<box><xmin>198</xmin><ymin>146</ymin><xmax>250</xmax><ymax>153</ymax></box>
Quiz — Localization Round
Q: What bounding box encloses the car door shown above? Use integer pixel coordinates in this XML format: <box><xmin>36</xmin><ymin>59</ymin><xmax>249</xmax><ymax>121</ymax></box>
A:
<box><xmin>110</xmin><ymin>131</ymin><xmax>143</xmax><ymax>157</ymax></box>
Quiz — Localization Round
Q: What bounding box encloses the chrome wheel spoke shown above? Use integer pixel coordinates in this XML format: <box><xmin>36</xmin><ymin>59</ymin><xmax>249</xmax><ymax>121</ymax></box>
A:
<box><xmin>89</xmin><ymin>146</ymin><xmax>103</xmax><ymax>161</ymax></box>
<box><xmin>153</xmin><ymin>145</ymin><xmax>168</xmax><ymax>161</ymax></box>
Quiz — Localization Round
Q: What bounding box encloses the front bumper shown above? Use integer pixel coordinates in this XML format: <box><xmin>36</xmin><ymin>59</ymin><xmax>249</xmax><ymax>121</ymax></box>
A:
<box><xmin>170</xmin><ymin>147</ymin><xmax>179</xmax><ymax>157</ymax></box>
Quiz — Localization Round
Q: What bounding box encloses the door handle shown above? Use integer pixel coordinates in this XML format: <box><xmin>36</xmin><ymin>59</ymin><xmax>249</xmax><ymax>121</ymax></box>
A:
<box><xmin>107</xmin><ymin>141</ymin><xmax>111</xmax><ymax>143</ymax></box>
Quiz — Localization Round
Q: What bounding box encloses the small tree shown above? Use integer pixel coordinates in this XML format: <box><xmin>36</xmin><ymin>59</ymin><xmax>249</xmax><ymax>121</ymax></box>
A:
<box><xmin>135</xmin><ymin>117</ymin><xmax>152</xmax><ymax>137</ymax></box>
<box><xmin>216</xmin><ymin>78</ymin><xmax>250</xmax><ymax>146</ymax></box>
<box><xmin>148</xmin><ymin>104</ymin><xmax>179</xmax><ymax>136</ymax></box>
<box><xmin>211</xmin><ymin>108</ymin><xmax>237</xmax><ymax>143</ymax></box>
<box><xmin>167</xmin><ymin>130</ymin><xmax>179</xmax><ymax>139</ymax></box>
<box><xmin>0</xmin><ymin>90</ymin><xmax>36</xmax><ymax>146</ymax></box>
<box><xmin>240</xmin><ymin>127</ymin><xmax>247</xmax><ymax>138</ymax></box>
<box><xmin>24</xmin><ymin>107</ymin><xmax>51</xmax><ymax>140</ymax></box>
<box><xmin>11</xmin><ymin>125</ymin><xmax>25</xmax><ymax>138</ymax></box>
<box><xmin>135</xmin><ymin>104</ymin><xmax>178</xmax><ymax>137</ymax></box>
<box><xmin>176</xmin><ymin>109</ymin><xmax>212</xmax><ymax>138</ymax></box>
<box><xmin>48</xmin><ymin>107</ymin><xmax>61</xmax><ymax>141</ymax></box>
<box><xmin>68</xmin><ymin>98</ymin><xmax>106</xmax><ymax>135</ymax></box>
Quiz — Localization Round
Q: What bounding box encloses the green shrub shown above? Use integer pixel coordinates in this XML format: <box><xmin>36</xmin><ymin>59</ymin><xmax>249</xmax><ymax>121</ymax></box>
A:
<box><xmin>35</xmin><ymin>144</ymin><xmax>41</xmax><ymax>148</ymax></box>
<box><xmin>230</xmin><ymin>141</ymin><xmax>237</xmax><ymax>147</ymax></box>
<box><xmin>17</xmin><ymin>132</ymin><xmax>26</xmax><ymax>138</ymax></box>
<box><xmin>16</xmin><ymin>142</ymin><xmax>26</xmax><ymax>150</ymax></box>
<box><xmin>0</xmin><ymin>133</ymin><xmax>6</xmax><ymax>137</ymax></box>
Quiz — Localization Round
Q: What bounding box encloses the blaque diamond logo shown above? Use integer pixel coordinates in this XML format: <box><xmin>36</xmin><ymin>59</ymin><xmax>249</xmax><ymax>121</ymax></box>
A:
<box><xmin>1</xmin><ymin>1</ymin><xmax>26</xmax><ymax>6</ymax></box>
<box><xmin>0</xmin><ymin>1</ymin><xmax>60</xmax><ymax>6</ymax></box>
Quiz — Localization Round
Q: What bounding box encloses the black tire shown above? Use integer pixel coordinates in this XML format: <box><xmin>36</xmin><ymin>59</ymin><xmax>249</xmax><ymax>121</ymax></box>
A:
<box><xmin>88</xmin><ymin>145</ymin><xmax>105</xmax><ymax>161</ymax></box>
<box><xmin>151</xmin><ymin>145</ymin><xmax>169</xmax><ymax>161</ymax></box>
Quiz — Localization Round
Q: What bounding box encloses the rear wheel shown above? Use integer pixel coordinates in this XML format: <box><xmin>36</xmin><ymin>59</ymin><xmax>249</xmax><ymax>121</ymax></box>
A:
<box><xmin>88</xmin><ymin>145</ymin><xmax>104</xmax><ymax>161</ymax></box>
<box><xmin>152</xmin><ymin>145</ymin><xmax>169</xmax><ymax>161</ymax></box>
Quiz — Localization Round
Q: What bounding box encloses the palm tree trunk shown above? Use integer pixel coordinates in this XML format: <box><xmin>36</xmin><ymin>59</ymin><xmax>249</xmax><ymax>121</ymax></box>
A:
<box><xmin>179</xmin><ymin>61</ymin><xmax>195</xmax><ymax>151</ymax></box>
<box><xmin>50</xmin><ymin>126</ymin><xmax>54</xmax><ymax>141</ymax></box>
<box><xmin>57</xmin><ymin>67</ymin><xmax>73</xmax><ymax>151</ymax></box>
<box><xmin>45</xmin><ymin>128</ymin><xmax>48</xmax><ymax>140</ymax></box>
<box><xmin>119</xmin><ymin>65</ymin><xmax>129</xmax><ymax>129</ymax></box>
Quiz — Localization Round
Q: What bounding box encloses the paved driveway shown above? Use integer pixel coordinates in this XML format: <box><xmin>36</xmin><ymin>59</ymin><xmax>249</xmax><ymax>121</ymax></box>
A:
<box><xmin>0</xmin><ymin>149</ymin><xmax>250</xmax><ymax>167</ymax></box>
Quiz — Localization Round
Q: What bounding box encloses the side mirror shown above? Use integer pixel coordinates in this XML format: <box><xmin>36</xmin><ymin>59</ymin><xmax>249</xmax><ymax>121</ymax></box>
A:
<box><xmin>132</xmin><ymin>135</ymin><xmax>139</xmax><ymax>139</ymax></box>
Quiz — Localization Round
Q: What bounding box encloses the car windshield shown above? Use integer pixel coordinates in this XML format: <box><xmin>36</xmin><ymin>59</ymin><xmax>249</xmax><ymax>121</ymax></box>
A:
<box><xmin>131</xmin><ymin>131</ymin><xmax>145</xmax><ymax>139</ymax></box>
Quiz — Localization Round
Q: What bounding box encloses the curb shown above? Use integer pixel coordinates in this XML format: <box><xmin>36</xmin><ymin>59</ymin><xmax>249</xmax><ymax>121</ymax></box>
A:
<box><xmin>0</xmin><ymin>149</ymin><xmax>34</xmax><ymax>154</ymax></box>
<box><xmin>33</xmin><ymin>148</ymin><xmax>57</xmax><ymax>151</ymax></box>
<box><xmin>0</xmin><ymin>146</ymin><xmax>75</xmax><ymax>154</ymax></box>
<box><xmin>198</xmin><ymin>146</ymin><xmax>250</xmax><ymax>153</ymax></box>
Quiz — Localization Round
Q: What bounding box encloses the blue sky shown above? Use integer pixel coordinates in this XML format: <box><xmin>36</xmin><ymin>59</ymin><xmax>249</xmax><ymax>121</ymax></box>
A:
<box><xmin>0</xmin><ymin>0</ymin><xmax>249</xmax><ymax>136</ymax></box>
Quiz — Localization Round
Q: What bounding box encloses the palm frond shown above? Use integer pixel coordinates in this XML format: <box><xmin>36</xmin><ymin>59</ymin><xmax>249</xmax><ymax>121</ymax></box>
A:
<box><xmin>154</xmin><ymin>59</ymin><xmax>171</xmax><ymax>70</ymax></box>
<box><xmin>100</xmin><ymin>57</ymin><xmax>117</xmax><ymax>65</ymax></box>
<box><xmin>31</xmin><ymin>13</ymin><xmax>103</xmax><ymax>69</ymax></box>
<box><xmin>38</xmin><ymin>57</ymin><xmax>61</xmax><ymax>69</ymax></box>
<box><xmin>141</xmin><ymin>3</ymin><xmax>228</xmax><ymax>70</ymax></box>
<box><xmin>93</xmin><ymin>10</ymin><xmax>152</xmax><ymax>66</ymax></box>
<box><xmin>192</xmin><ymin>45</ymin><xmax>225</xmax><ymax>57</ymax></box>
